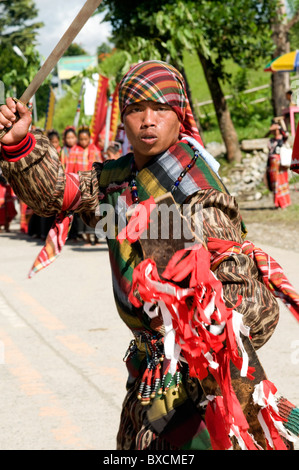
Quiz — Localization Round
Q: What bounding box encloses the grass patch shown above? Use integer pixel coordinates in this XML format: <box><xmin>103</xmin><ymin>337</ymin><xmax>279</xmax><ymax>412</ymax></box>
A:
<box><xmin>240</xmin><ymin>195</ymin><xmax>299</xmax><ymax>226</ymax></box>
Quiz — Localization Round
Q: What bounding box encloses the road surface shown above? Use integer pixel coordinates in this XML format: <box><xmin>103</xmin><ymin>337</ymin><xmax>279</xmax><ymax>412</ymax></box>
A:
<box><xmin>0</xmin><ymin>221</ymin><xmax>298</xmax><ymax>450</ymax></box>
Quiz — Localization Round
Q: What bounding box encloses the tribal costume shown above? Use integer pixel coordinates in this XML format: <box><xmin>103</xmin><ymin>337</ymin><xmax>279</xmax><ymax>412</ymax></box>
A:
<box><xmin>267</xmin><ymin>136</ymin><xmax>291</xmax><ymax>209</ymax></box>
<box><xmin>63</xmin><ymin>141</ymin><xmax>103</xmax><ymax>172</ymax></box>
<box><xmin>1</xmin><ymin>61</ymin><xmax>298</xmax><ymax>450</ymax></box>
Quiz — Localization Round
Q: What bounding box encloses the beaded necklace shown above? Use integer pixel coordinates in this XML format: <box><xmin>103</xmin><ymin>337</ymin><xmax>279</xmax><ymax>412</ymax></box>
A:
<box><xmin>130</xmin><ymin>161</ymin><xmax>140</xmax><ymax>204</ymax></box>
<box><xmin>130</xmin><ymin>145</ymin><xmax>200</xmax><ymax>204</ymax></box>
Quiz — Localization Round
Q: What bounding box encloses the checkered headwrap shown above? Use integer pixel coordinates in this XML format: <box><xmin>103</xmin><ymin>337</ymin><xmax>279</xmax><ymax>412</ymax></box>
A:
<box><xmin>118</xmin><ymin>60</ymin><xmax>203</xmax><ymax>145</ymax></box>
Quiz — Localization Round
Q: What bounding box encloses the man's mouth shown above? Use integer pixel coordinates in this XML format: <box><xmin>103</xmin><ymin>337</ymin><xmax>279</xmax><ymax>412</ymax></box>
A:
<box><xmin>140</xmin><ymin>133</ymin><xmax>158</xmax><ymax>144</ymax></box>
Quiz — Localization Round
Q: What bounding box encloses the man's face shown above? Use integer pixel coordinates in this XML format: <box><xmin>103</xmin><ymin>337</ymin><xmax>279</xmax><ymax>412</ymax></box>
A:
<box><xmin>123</xmin><ymin>101</ymin><xmax>180</xmax><ymax>166</ymax></box>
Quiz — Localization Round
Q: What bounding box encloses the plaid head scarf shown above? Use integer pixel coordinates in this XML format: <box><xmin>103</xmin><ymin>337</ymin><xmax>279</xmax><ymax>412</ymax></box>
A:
<box><xmin>118</xmin><ymin>60</ymin><xmax>203</xmax><ymax>146</ymax></box>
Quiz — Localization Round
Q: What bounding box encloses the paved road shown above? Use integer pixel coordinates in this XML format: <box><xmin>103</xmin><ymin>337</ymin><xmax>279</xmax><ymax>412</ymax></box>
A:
<box><xmin>0</xmin><ymin>221</ymin><xmax>298</xmax><ymax>450</ymax></box>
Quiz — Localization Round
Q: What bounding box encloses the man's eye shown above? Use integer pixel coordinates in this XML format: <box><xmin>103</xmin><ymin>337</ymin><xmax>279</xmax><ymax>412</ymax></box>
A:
<box><xmin>127</xmin><ymin>107</ymin><xmax>142</xmax><ymax>114</ymax></box>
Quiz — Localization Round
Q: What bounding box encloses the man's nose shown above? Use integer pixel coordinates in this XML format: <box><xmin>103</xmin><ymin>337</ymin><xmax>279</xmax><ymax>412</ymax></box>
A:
<box><xmin>141</xmin><ymin>107</ymin><xmax>156</xmax><ymax>127</ymax></box>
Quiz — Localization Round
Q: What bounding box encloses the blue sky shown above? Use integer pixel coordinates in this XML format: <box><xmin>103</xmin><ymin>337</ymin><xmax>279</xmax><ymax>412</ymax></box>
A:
<box><xmin>35</xmin><ymin>0</ymin><xmax>111</xmax><ymax>60</ymax></box>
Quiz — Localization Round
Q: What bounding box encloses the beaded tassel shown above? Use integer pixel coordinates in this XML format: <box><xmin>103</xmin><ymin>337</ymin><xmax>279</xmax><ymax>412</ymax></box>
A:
<box><xmin>158</xmin><ymin>360</ymin><xmax>171</xmax><ymax>396</ymax></box>
<box><xmin>141</xmin><ymin>367</ymin><xmax>153</xmax><ymax>406</ymax></box>
<box><xmin>138</xmin><ymin>367</ymin><xmax>148</xmax><ymax>401</ymax></box>
<box><xmin>151</xmin><ymin>362</ymin><xmax>162</xmax><ymax>398</ymax></box>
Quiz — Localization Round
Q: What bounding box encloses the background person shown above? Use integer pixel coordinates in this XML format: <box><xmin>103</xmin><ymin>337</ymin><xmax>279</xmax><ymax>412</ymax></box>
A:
<box><xmin>266</xmin><ymin>121</ymin><xmax>291</xmax><ymax>209</ymax></box>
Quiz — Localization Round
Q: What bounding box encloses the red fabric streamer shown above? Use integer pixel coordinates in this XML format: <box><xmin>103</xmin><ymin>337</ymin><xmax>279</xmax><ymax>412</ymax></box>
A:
<box><xmin>117</xmin><ymin>196</ymin><xmax>156</xmax><ymax>244</ymax></box>
<box><xmin>129</xmin><ymin>244</ymin><xmax>252</xmax><ymax>384</ymax></box>
<box><xmin>205</xmin><ymin>396</ymin><xmax>233</xmax><ymax>450</ymax></box>
<box><xmin>253</xmin><ymin>380</ymin><xmax>289</xmax><ymax>450</ymax></box>
<box><xmin>260</xmin><ymin>408</ymin><xmax>288</xmax><ymax>450</ymax></box>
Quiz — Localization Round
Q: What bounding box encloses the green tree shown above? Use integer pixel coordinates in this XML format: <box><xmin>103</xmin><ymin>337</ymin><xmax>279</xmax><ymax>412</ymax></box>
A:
<box><xmin>270</xmin><ymin>1</ymin><xmax>299</xmax><ymax>116</ymax></box>
<box><xmin>0</xmin><ymin>0</ymin><xmax>43</xmax><ymax>100</ymax></box>
<box><xmin>97</xmin><ymin>0</ymin><xmax>280</xmax><ymax>162</ymax></box>
<box><xmin>64</xmin><ymin>43</ymin><xmax>88</xmax><ymax>57</ymax></box>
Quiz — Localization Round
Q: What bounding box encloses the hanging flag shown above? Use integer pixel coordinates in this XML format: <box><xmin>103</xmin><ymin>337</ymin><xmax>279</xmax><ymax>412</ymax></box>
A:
<box><xmin>44</xmin><ymin>86</ymin><xmax>56</xmax><ymax>131</ymax></box>
<box><xmin>83</xmin><ymin>73</ymin><xmax>99</xmax><ymax>116</ymax></box>
<box><xmin>90</xmin><ymin>74</ymin><xmax>109</xmax><ymax>148</ymax></box>
<box><xmin>109</xmin><ymin>84</ymin><xmax>120</xmax><ymax>142</ymax></box>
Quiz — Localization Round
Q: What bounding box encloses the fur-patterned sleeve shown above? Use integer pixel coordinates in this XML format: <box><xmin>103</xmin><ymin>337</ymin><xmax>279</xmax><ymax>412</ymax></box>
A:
<box><xmin>0</xmin><ymin>130</ymin><xmax>100</xmax><ymax>220</ymax></box>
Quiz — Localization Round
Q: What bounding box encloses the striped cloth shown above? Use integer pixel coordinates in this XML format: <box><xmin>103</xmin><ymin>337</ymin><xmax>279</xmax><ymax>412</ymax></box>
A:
<box><xmin>28</xmin><ymin>173</ymin><xmax>81</xmax><ymax>278</ymax></box>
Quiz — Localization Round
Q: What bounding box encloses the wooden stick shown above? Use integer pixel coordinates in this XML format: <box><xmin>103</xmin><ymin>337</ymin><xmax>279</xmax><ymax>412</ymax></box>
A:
<box><xmin>0</xmin><ymin>0</ymin><xmax>103</xmax><ymax>140</ymax></box>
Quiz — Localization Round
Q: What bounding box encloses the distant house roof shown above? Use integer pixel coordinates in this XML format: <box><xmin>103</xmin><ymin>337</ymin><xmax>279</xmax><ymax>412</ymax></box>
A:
<box><xmin>57</xmin><ymin>55</ymin><xmax>98</xmax><ymax>80</ymax></box>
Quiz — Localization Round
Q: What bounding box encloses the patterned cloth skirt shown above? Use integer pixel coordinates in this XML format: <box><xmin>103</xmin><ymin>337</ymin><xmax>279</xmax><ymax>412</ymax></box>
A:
<box><xmin>267</xmin><ymin>154</ymin><xmax>291</xmax><ymax>209</ymax></box>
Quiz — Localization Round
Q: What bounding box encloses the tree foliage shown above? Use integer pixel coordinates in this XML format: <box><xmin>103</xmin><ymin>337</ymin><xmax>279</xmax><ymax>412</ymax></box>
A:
<box><xmin>98</xmin><ymin>0</ymin><xmax>280</xmax><ymax>77</ymax></box>
<box><xmin>64</xmin><ymin>43</ymin><xmax>88</xmax><ymax>57</ymax></box>
<box><xmin>285</xmin><ymin>0</ymin><xmax>299</xmax><ymax>48</ymax></box>
<box><xmin>0</xmin><ymin>0</ymin><xmax>43</xmax><ymax>99</ymax></box>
